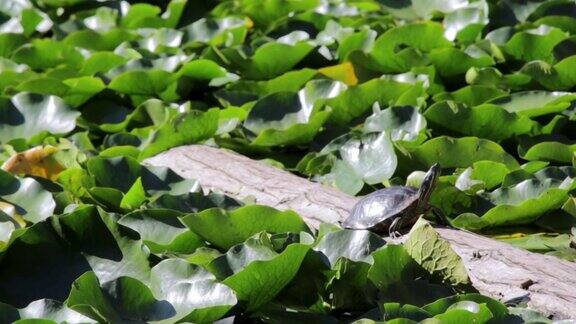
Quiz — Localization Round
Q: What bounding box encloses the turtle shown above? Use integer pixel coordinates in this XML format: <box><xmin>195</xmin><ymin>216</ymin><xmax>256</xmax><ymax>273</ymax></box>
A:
<box><xmin>342</xmin><ymin>163</ymin><xmax>447</xmax><ymax>237</ymax></box>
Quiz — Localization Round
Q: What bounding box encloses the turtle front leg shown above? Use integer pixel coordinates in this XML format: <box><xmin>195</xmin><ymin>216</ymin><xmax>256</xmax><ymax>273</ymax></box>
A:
<box><xmin>388</xmin><ymin>217</ymin><xmax>402</xmax><ymax>239</ymax></box>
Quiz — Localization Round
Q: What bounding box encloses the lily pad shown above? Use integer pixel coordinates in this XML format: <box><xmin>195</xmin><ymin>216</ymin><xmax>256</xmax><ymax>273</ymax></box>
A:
<box><xmin>313</xmin><ymin>229</ymin><xmax>385</xmax><ymax>267</ymax></box>
<box><xmin>405</xmin><ymin>136</ymin><xmax>519</xmax><ymax>170</ymax></box>
<box><xmin>182</xmin><ymin>205</ymin><xmax>311</xmax><ymax>250</ymax></box>
<box><xmin>119</xmin><ymin>209</ymin><xmax>204</xmax><ymax>254</ymax></box>
<box><xmin>0</xmin><ymin>169</ymin><xmax>55</xmax><ymax>224</ymax></box>
<box><xmin>424</xmin><ymin>101</ymin><xmax>539</xmax><ymax>141</ymax></box>
<box><xmin>340</xmin><ymin>132</ymin><xmax>397</xmax><ymax>185</ymax></box>
<box><xmin>0</xmin><ymin>93</ymin><xmax>79</xmax><ymax>143</ymax></box>
<box><xmin>404</xmin><ymin>219</ymin><xmax>470</xmax><ymax>288</ymax></box>
<box><xmin>139</xmin><ymin>108</ymin><xmax>219</xmax><ymax>159</ymax></box>
<box><xmin>489</xmin><ymin>91</ymin><xmax>576</xmax><ymax>117</ymax></box>
<box><xmin>0</xmin><ymin>299</ymin><xmax>95</xmax><ymax>323</ymax></box>
<box><xmin>149</xmin><ymin>259</ymin><xmax>237</xmax><ymax>323</ymax></box>
<box><xmin>364</xmin><ymin>105</ymin><xmax>426</xmax><ymax>142</ymax></box>
<box><xmin>208</xmin><ymin>234</ymin><xmax>310</xmax><ymax>311</ymax></box>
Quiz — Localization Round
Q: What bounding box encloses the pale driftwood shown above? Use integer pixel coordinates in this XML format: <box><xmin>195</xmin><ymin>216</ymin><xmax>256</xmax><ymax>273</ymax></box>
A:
<box><xmin>146</xmin><ymin>145</ymin><xmax>576</xmax><ymax>319</ymax></box>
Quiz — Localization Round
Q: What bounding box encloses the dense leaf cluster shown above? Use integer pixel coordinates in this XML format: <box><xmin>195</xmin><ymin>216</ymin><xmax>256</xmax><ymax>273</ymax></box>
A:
<box><xmin>0</xmin><ymin>0</ymin><xmax>575</xmax><ymax>322</ymax></box>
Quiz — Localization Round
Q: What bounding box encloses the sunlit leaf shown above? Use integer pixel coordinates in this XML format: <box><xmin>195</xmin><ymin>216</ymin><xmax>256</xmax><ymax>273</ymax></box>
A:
<box><xmin>0</xmin><ymin>93</ymin><xmax>79</xmax><ymax>143</ymax></box>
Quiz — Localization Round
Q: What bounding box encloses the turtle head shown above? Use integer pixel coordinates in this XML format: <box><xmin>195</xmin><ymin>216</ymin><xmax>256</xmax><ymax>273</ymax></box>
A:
<box><xmin>417</xmin><ymin>163</ymin><xmax>441</xmax><ymax>208</ymax></box>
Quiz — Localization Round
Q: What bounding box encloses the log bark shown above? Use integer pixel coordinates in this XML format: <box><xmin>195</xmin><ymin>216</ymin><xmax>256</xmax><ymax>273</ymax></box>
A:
<box><xmin>146</xmin><ymin>145</ymin><xmax>576</xmax><ymax>319</ymax></box>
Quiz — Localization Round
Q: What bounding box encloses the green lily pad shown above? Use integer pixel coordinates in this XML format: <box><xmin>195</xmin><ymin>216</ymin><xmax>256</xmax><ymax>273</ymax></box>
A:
<box><xmin>367</xmin><ymin>244</ymin><xmax>423</xmax><ymax>290</ymax></box>
<box><xmin>404</xmin><ymin>219</ymin><xmax>470</xmax><ymax>288</ymax></box>
<box><xmin>504</xmin><ymin>26</ymin><xmax>568</xmax><ymax>63</ymax></box>
<box><xmin>66</xmin><ymin>272</ymin><xmax>173</xmax><ymax>323</ymax></box>
<box><xmin>424</xmin><ymin>102</ymin><xmax>539</xmax><ymax>141</ymax></box>
<box><xmin>496</xmin><ymin>233</ymin><xmax>572</xmax><ymax>254</ymax></box>
<box><xmin>0</xmin><ymin>299</ymin><xmax>95</xmax><ymax>323</ymax></box>
<box><xmin>443</xmin><ymin>3</ymin><xmax>488</xmax><ymax>43</ymax></box>
<box><xmin>244</xmin><ymin>92</ymin><xmax>311</xmax><ymax>135</ymax></box>
<box><xmin>226</xmin><ymin>68</ymin><xmax>317</xmax><ymax>98</ymax></box>
<box><xmin>0</xmin><ymin>33</ymin><xmax>27</xmax><ymax>58</ymax></box>
<box><xmin>0</xmin><ymin>93</ymin><xmax>80</xmax><ymax>143</ymax></box>
<box><xmin>222</xmin><ymin>42</ymin><xmax>314</xmax><ymax>80</ymax></box>
<box><xmin>429</xmin><ymin>47</ymin><xmax>494</xmax><ymax>77</ymax></box>
<box><xmin>520</xmin><ymin>141</ymin><xmax>576</xmax><ymax>163</ymax></box>
<box><xmin>183</xmin><ymin>17</ymin><xmax>248</xmax><ymax>46</ymax></box>
<box><xmin>480</xmin><ymin>180</ymin><xmax>570</xmax><ymax>227</ymax></box>
<box><xmin>405</xmin><ymin>136</ymin><xmax>519</xmax><ymax>170</ymax></box>
<box><xmin>64</xmin><ymin>29</ymin><xmax>137</xmax><ymax>51</ymax></box>
<box><xmin>364</xmin><ymin>105</ymin><xmax>426</xmax><ymax>142</ymax></box>
<box><xmin>489</xmin><ymin>91</ymin><xmax>576</xmax><ymax>117</ymax></box>
<box><xmin>139</xmin><ymin>108</ymin><xmax>219</xmax><ymax>159</ymax></box>
<box><xmin>380</xmin><ymin>0</ymin><xmax>468</xmax><ymax>20</ymax></box>
<box><xmin>454</xmin><ymin>161</ymin><xmax>510</xmax><ymax>191</ymax></box>
<box><xmin>325</xmin><ymin>78</ymin><xmax>419</xmax><ymax>126</ymax></box>
<box><xmin>11</xmin><ymin>39</ymin><xmax>83</xmax><ymax>70</ymax></box>
<box><xmin>208</xmin><ymin>234</ymin><xmax>310</xmax><ymax>311</ymax></box>
<box><xmin>182</xmin><ymin>205</ymin><xmax>310</xmax><ymax>250</ymax></box>
<box><xmin>360</xmin><ymin>22</ymin><xmax>452</xmax><ymax>72</ymax></box>
<box><xmin>340</xmin><ymin>132</ymin><xmax>397</xmax><ymax>185</ymax></box>
<box><xmin>251</xmin><ymin>109</ymin><xmax>331</xmax><ymax>146</ymax></box>
<box><xmin>433</xmin><ymin>302</ymin><xmax>494</xmax><ymax>323</ymax></box>
<box><xmin>0</xmin><ymin>205</ymin><xmax>150</xmax><ymax>307</ymax></box>
<box><xmin>108</xmin><ymin>69</ymin><xmax>172</xmax><ymax>97</ymax></box>
<box><xmin>119</xmin><ymin>209</ymin><xmax>205</xmax><ymax>254</ymax></box>
<box><xmin>521</xmin><ymin>56</ymin><xmax>576</xmax><ymax>90</ymax></box>
<box><xmin>313</xmin><ymin>229</ymin><xmax>385</xmax><ymax>267</ymax></box>
<box><xmin>149</xmin><ymin>259</ymin><xmax>237</xmax><ymax>323</ymax></box>
<box><xmin>380</xmin><ymin>303</ymin><xmax>431</xmax><ymax>322</ymax></box>
<box><xmin>0</xmin><ymin>170</ymin><xmax>55</xmax><ymax>224</ymax></box>
<box><xmin>87</xmin><ymin>156</ymin><xmax>142</xmax><ymax>193</ymax></box>
<box><xmin>423</xmin><ymin>293</ymin><xmax>508</xmax><ymax>318</ymax></box>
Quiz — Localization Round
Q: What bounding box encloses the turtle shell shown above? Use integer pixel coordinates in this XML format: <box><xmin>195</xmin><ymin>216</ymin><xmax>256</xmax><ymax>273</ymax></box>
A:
<box><xmin>343</xmin><ymin>186</ymin><xmax>419</xmax><ymax>229</ymax></box>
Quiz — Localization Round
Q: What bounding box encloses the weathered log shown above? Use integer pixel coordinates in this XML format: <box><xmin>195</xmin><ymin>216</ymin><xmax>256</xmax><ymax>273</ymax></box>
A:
<box><xmin>146</xmin><ymin>145</ymin><xmax>576</xmax><ymax>319</ymax></box>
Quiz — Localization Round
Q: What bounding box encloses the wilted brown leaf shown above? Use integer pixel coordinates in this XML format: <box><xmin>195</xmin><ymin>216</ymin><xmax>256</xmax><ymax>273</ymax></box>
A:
<box><xmin>2</xmin><ymin>145</ymin><xmax>65</xmax><ymax>181</ymax></box>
